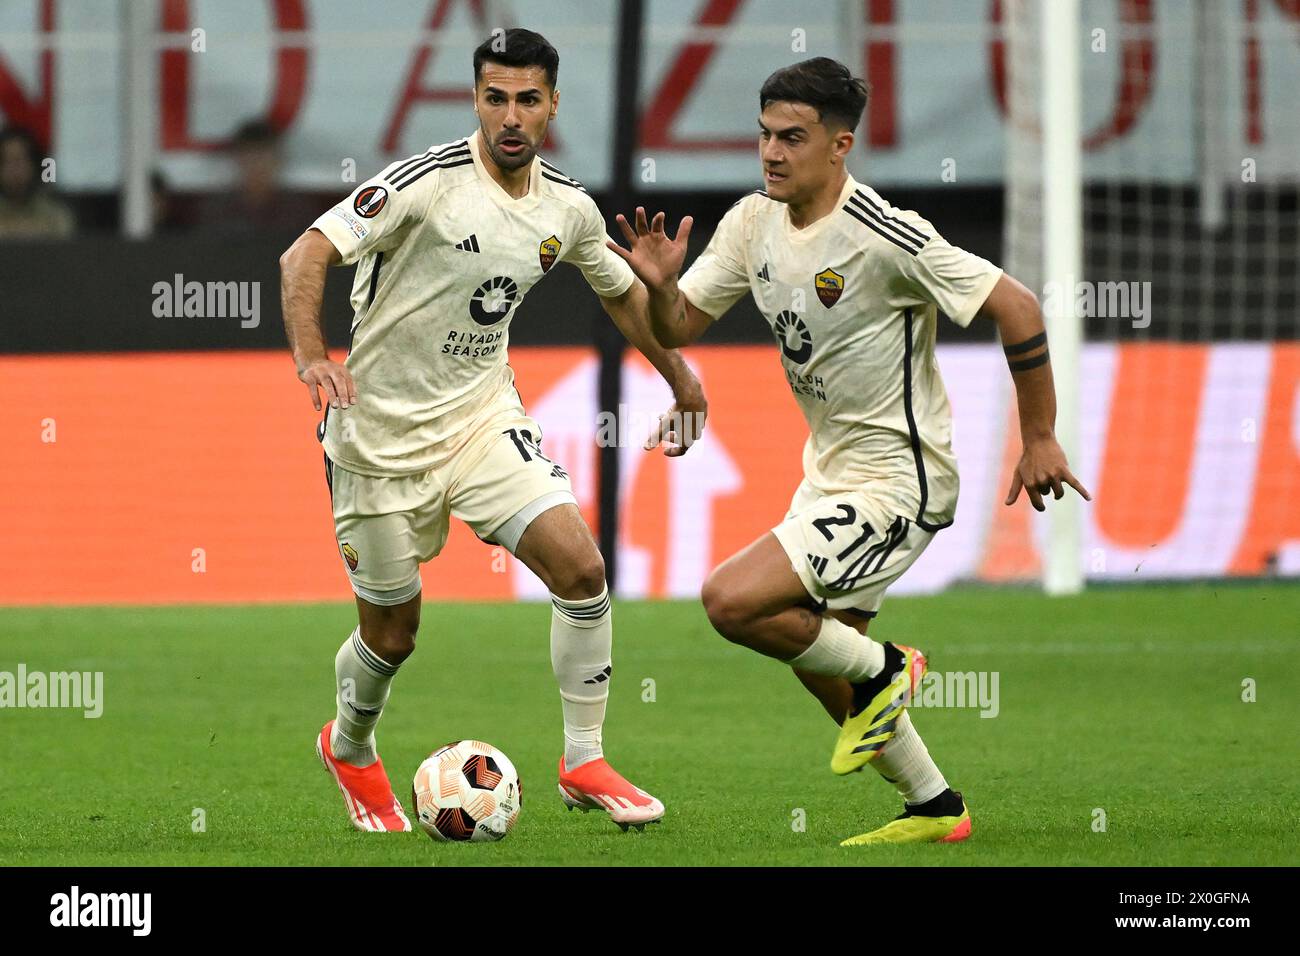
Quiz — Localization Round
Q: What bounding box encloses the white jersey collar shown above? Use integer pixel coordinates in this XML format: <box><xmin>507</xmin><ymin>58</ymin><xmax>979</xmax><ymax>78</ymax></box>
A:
<box><xmin>783</xmin><ymin>173</ymin><xmax>858</xmax><ymax>244</ymax></box>
<box><xmin>468</xmin><ymin>130</ymin><xmax>542</xmax><ymax>207</ymax></box>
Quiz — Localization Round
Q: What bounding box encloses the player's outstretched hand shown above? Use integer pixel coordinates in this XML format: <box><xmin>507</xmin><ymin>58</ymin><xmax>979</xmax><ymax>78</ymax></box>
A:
<box><xmin>1005</xmin><ymin>435</ymin><xmax>1091</xmax><ymax>511</ymax></box>
<box><xmin>607</xmin><ymin>207</ymin><xmax>693</xmax><ymax>291</ymax></box>
<box><xmin>645</xmin><ymin>378</ymin><xmax>707</xmax><ymax>457</ymax></box>
<box><xmin>299</xmin><ymin>358</ymin><xmax>357</xmax><ymax>411</ymax></box>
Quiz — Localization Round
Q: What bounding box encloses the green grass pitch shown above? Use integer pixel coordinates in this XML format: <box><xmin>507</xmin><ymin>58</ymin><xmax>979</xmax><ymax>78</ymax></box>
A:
<box><xmin>2</xmin><ymin>584</ymin><xmax>1297</xmax><ymax>866</ymax></box>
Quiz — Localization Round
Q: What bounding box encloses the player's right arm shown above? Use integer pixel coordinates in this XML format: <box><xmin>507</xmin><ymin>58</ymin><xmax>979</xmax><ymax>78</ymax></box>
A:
<box><xmin>607</xmin><ymin>203</ymin><xmax>749</xmax><ymax>348</ymax></box>
<box><xmin>280</xmin><ymin>228</ymin><xmax>351</xmax><ymax>411</ymax></box>
<box><xmin>280</xmin><ymin>162</ymin><xmax>431</xmax><ymax>411</ymax></box>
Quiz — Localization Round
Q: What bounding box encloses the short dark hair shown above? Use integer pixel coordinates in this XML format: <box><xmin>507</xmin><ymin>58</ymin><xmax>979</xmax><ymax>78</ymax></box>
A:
<box><xmin>473</xmin><ymin>28</ymin><xmax>559</xmax><ymax>90</ymax></box>
<box><xmin>759</xmin><ymin>57</ymin><xmax>869</xmax><ymax>132</ymax></box>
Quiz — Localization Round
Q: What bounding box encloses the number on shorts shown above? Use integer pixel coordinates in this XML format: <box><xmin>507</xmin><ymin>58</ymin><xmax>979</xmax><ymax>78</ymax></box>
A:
<box><xmin>835</xmin><ymin>520</ymin><xmax>877</xmax><ymax>561</ymax></box>
<box><xmin>812</xmin><ymin>503</ymin><xmax>857</xmax><ymax>541</ymax></box>
<box><xmin>505</xmin><ymin>428</ymin><xmax>553</xmax><ymax>464</ymax></box>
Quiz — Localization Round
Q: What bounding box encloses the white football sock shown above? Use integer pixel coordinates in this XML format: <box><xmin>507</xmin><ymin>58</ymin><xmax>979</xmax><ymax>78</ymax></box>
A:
<box><xmin>788</xmin><ymin>616</ymin><xmax>886</xmax><ymax>682</ymax></box>
<box><xmin>550</xmin><ymin>586</ymin><xmax>612</xmax><ymax>770</ymax></box>
<box><xmin>331</xmin><ymin>627</ymin><xmax>399</xmax><ymax>768</ymax></box>
<box><xmin>873</xmin><ymin>711</ymin><xmax>949</xmax><ymax>805</ymax></box>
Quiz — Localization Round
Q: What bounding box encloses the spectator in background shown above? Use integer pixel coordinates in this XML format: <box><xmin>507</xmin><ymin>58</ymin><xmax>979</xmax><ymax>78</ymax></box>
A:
<box><xmin>197</xmin><ymin>118</ymin><xmax>318</xmax><ymax>235</ymax></box>
<box><xmin>0</xmin><ymin>126</ymin><xmax>75</xmax><ymax>240</ymax></box>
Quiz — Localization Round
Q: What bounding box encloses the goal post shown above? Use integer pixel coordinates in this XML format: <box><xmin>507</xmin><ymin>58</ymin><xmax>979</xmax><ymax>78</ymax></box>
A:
<box><xmin>1003</xmin><ymin>0</ymin><xmax>1085</xmax><ymax>595</ymax></box>
<box><xmin>1040</xmin><ymin>0</ymin><xmax>1085</xmax><ymax>595</ymax></box>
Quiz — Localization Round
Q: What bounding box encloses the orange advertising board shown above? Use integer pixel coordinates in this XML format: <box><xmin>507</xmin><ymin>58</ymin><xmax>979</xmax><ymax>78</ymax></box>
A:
<box><xmin>3</xmin><ymin>343</ymin><xmax>1297</xmax><ymax>606</ymax></box>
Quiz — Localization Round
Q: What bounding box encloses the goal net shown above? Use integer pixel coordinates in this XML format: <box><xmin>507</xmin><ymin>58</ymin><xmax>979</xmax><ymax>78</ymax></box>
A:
<box><xmin>1000</xmin><ymin>0</ymin><xmax>1300</xmax><ymax>589</ymax></box>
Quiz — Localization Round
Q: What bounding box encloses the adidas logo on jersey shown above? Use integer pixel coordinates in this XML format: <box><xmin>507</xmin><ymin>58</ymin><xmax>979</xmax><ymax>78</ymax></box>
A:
<box><xmin>454</xmin><ymin>234</ymin><xmax>480</xmax><ymax>253</ymax></box>
<box><xmin>756</xmin><ymin>263</ymin><xmax>770</xmax><ymax>282</ymax></box>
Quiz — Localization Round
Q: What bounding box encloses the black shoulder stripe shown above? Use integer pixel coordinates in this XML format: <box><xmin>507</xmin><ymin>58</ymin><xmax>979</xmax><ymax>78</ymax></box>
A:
<box><xmin>728</xmin><ymin>188</ymin><xmax>767</xmax><ymax>210</ymax></box>
<box><xmin>847</xmin><ymin>194</ymin><xmax>924</xmax><ymax>253</ymax></box>
<box><xmin>390</xmin><ymin>146</ymin><xmax>470</xmax><ymax>185</ymax></box>
<box><xmin>853</xmin><ymin>190</ymin><xmax>930</xmax><ymax>246</ymax></box>
<box><xmin>389</xmin><ymin>144</ymin><xmax>470</xmax><ymax>187</ymax></box>
<box><xmin>842</xmin><ymin>204</ymin><xmax>921</xmax><ymax>256</ymax></box>
<box><xmin>542</xmin><ymin>171</ymin><xmax>586</xmax><ymax>192</ymax></box>
<box><xmin>388</xmin><ymin>140</ymin><xmax>469</xmax><ymax>183</ymax></box>
<box><xmin>392</xmin><ymin>140</ymin><xmax>466</xmax><ymax>172</ymax></box>
<box><xmin>393</xmin><ymin>155</ymin><xmax>472</xmax><ymax>191</ymax></box>
<box><xmin>539</xmin><ymin>159</ymin><xmax>585</xmax><ymax>187</ymax></box>
<box><xmin>541</xmin><ymin>169</ymin><xmax>584</xmax><ymax>188</ymax></box>
<box><xmin>539</xmin><ymin>158</ymin><xmax>570</xmax><ymax>176</ymax></box>
<box><xmin>385</xmin><ymin>152</ymin><xmax>432</xmax><ymax>182</ymax></box>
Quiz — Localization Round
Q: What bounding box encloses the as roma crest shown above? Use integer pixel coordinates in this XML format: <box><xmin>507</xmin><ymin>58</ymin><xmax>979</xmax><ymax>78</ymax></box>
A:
<box><xmin>340</xmin><ymin>542</ymin><xmax>359</xmax><ymax>572</ymax></box>
<box><xmin>815</xmin><ymin>267</ymin><xmax>845</xmax><ymax>308</ymax></box>
<box><xmin>539</xmin><ymin>235</ymin><xmax>561</xmax><ymax>273</ymax></box>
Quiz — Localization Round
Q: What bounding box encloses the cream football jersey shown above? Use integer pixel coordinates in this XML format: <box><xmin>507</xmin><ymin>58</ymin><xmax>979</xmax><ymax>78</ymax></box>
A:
<box><xmin>311</xmin><ymin>132</ymin><xmax>635</xmax><ymax>477</ymax></box>
<box><xmin>678</xmin><ymin>174</ymin><xmax>1002</xmax><ymax>529</ymax></box>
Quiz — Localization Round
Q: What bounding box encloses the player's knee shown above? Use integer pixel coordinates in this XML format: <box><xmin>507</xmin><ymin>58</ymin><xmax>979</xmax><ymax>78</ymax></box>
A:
<box><xmin>549</xmin><ymin>552</ymin><xmax>607</xmax><ymax>601</ymax></box>
<box><xmin>361</xmin><ymin>610</ymin><xmax>420</xmax><ymax>665</ymax></box>
<box><xmin>701</xmin><ymin>574</ymin><xmax>753</xmax><ymax>644</ymax></box>
<box><xmin>365</xmin><ymin>625</ymin><xmax>417</xmax><ymax>664</ymax></box>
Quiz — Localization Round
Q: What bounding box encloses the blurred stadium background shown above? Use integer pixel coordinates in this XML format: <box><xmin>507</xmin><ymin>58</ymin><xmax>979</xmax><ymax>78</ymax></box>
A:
<box><xmin>3</xmin><ymin>0</ymin><xmax>1298</xmax><ymax>607</ymax></box>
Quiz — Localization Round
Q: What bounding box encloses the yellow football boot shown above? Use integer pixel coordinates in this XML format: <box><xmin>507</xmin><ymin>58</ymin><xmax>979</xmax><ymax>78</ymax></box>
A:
<box><xmin>831</xmin><ymin>642</ymin><xmax>927</xmax><ymax>775</ymax></box>
<box><xmin>840</xmin><ymin>793</ymin><xmax>972</xmax><ymax>847</ymax></box>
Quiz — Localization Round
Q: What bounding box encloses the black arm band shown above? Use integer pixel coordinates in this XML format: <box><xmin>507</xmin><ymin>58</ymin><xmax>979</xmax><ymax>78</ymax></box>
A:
<box><xmin>1008</xmin><ymin>350</ymin><xmax>1050</xmax><ymax>373</ymax></box>
<box><xmin>1003</xmin><ymin>331</ymin><xmax>1048</xmax><ymax>356</ymax></box>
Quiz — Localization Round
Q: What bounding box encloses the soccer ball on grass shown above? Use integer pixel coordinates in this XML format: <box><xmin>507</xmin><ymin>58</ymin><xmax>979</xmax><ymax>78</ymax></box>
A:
<box><xmin>412</xmin><ymin>740</ymin><xmax>521</xmax><ymax>842</ymax></box>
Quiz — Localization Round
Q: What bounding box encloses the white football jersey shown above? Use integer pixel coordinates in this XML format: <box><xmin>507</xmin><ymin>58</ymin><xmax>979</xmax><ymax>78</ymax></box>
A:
<box><xmin>678</xmin><ymin>174</ymin><xmax>1002</xmax><ymax>529</ymax></box>
<box><xmin>311</xmin><ymin>131</ymin><xmax>635</xmax><ymax>477</ymax></box>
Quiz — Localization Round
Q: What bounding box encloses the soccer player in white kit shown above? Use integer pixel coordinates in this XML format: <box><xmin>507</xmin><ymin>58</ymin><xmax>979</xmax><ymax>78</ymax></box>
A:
<box><xmin>280</xmin><ymin>30</ymin><xmax>706</xmax><ymax>832</ymax></box>
<box><xmin>609</xmin><ymin>58</ymin><xmax>1090</xmax><ymax>845</ymax></box>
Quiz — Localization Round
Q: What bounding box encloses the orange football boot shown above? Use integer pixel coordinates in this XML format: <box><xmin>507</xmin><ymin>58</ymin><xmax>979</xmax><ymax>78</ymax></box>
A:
<box><xmin>316</xmin><ymin>720</ymin><xmax>411</xmax><ymax>832</ymax></box>
<box><xmin>557</xmin><ymin>756</ymin><xmax>664</xmax><ymax>831</ymax></box>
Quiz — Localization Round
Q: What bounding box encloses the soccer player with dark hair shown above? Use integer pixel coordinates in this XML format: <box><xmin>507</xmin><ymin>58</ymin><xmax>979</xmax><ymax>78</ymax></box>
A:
<box><xmin>281</xmin><ymin>28</ymin><xmax>704</xmax><ymax>833</ymax></box>
<box><xmin>609</xmin><ymin>56</ymin><xmax>1089</xmax><ymax>845</ymax></box>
